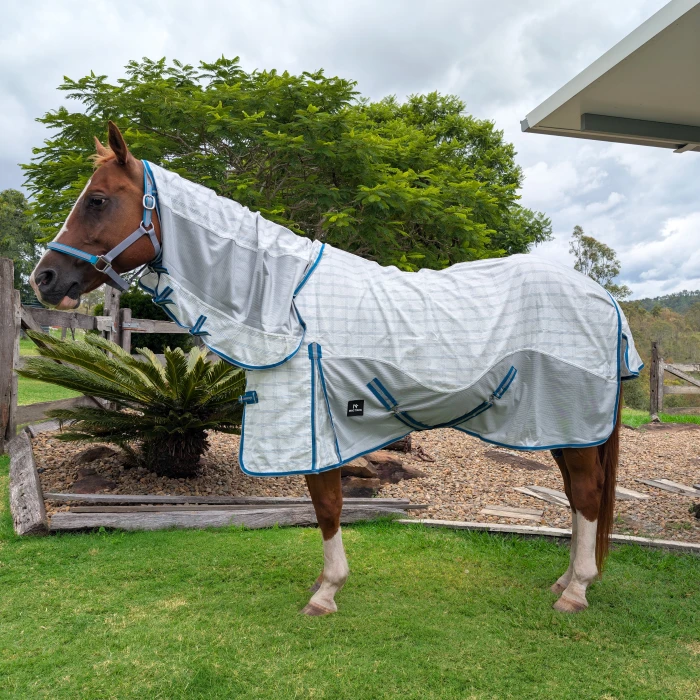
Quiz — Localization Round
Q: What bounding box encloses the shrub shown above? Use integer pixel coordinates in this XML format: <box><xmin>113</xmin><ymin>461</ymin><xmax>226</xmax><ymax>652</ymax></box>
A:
<box><xmin>17</xmin><ymin>332</ymin><xmax>245</xmax><ymax>478</ymax></box>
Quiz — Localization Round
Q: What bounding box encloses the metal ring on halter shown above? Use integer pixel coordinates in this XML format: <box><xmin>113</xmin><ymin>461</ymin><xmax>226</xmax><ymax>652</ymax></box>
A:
<box><xmin>143</xmin><ymin>193</ymin><xmax>156</xmax><ymax>210</ymax></box>
<box><xmin>95</xmin><ymin>255</ymin><xmax>113</xmax><ymax>273</ymax></box>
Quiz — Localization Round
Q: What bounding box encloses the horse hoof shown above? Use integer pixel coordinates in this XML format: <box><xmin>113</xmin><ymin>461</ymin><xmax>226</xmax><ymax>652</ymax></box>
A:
<box><xmin>309</xmin><ymin>575</ymin><xmax>323</xmax><ymax>593</ymax></box>
<box><xmin>553</xmin><ymin>595</ymin><xmax>588</xmax><ymax>613</ymax></box>
<box><xmin>301</xmin><ymin>602</ymin><xmax>335</xmax><ymax>616</ymax></box>
<box><xmin>550</xmin><ymin>582</ymin><xmax>566</xmax><ymax>594</ymax></box>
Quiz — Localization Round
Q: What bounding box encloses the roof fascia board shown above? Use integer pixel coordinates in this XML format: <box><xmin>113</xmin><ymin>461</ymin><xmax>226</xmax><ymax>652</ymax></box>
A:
<box><xmin>581</xmin><ymin>113</ymin><xmax>700</xmax><ymax>145</ymax></box>
<box><xmin>522</xmin><ymin>0</ymin><xmax>700</xmax><ymax>131</ymax></box>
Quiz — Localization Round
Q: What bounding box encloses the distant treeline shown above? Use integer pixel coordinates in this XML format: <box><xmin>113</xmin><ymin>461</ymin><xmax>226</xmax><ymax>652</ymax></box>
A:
<box><xmin>635</xmin><ymin>289</ymin><xmax>700</xmax><ymax>314</ymax></box>
<box><xmin>620</xmin><ymin>299</ymin><xmax>700</xmax><ymax>411</ymax></box>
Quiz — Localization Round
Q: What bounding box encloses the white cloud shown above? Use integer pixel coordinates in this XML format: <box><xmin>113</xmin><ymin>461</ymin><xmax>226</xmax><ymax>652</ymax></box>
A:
<box><xmin>1</xmin><ymin>0</ymin><xmax>698</xmax><ymax>300</ymax></box>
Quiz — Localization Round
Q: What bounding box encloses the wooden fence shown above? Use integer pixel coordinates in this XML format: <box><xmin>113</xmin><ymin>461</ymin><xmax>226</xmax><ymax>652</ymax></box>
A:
<box><xmin>0</xmin><ymin>257</ymin><xmax>189</xmax><ymax>453</ymax></box>
<box><xmin>649</xmin><ymin>340</ymin><xmax>700</xmax><ymax>418</ymax></box>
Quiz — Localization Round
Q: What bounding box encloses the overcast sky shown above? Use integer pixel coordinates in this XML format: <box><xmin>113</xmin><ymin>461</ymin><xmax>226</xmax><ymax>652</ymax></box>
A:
<box><xmin>2</xmin><ymin>0</ymin><xmax>698</xmax><ymax>299</ymax></box>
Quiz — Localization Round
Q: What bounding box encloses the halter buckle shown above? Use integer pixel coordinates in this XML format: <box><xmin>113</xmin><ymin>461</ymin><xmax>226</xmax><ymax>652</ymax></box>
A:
<box><xmin>143</xmin><ymin>193</ymin><xmax>156</xmax><ymax>210</ymax></box>
<box><xmin>94</xmin><ymin>255</ymin><xmax>113</xmax><ymax>274</ymax></box>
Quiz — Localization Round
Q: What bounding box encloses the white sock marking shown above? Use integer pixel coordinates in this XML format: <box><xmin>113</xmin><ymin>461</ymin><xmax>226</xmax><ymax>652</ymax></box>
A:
<box><xmin>308</xmin><ymin>528</ymin><xmax>349</xmax><ymax>612</ymax></box>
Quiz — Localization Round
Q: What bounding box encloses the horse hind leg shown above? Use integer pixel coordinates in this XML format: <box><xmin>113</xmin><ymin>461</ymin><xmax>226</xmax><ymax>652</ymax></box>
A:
<box><xmin>302</xmin><ymin>468</ymin><xmax>349</xmax><ymax>616</ymax></box>
<box><xmin>552</xmin><ymin>447</ymin><xmax>603</xmax><ymax>613</ymax></box>
<box><xmin>550</xmin><ymin>449</ymin><xmax>577</xmax><ymax>595</ymax></box>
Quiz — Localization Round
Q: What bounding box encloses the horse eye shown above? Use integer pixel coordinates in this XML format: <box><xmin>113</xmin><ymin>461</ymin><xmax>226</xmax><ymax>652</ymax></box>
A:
<box><xmin>88</xmin><ymin>196</ymin><xmax>106</xmax><ymax>208</ymax></box>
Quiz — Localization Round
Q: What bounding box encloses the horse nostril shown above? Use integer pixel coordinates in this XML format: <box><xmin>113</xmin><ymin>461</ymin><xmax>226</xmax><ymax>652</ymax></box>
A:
<box><xmin>36</xmin><ymin>268</ymin><xmax>56</xmax><ymax>289</ymax></box>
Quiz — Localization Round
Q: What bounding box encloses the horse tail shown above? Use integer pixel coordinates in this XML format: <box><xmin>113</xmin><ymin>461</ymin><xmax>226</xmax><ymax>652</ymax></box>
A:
<box><xmin>595</xmin><ymin>384</ymin><xmax>622</xmax><ymax>572</ymax></box>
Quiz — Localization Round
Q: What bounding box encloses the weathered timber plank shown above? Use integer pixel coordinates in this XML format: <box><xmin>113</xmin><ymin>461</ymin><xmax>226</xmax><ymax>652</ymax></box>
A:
<box><xmin>397</xmin><ymin>520</ymin><xmax>700</xmax><ymax>553</ymax></box>
<box><xmin>26</xmin><ymin>307</ymin><xmax>98</xmax><ymax>330</ymax></box>
<box><xmin>514</xmin><ymin>486</ymin><xmax>569</xmax><ymax>508</ymax></box>
<box><xmin>8</xmin><ymin>431</ymin><xmax>48</xmax><ymax>535</ymax></box>
<box><xmin>111</xmin><ymin>317</ymin><xmax>189</xmax><ymax>334</ymax></box>
<box><xmin>8</xmin><ymin>291</ymin><xmax>20</xmax><ymax>441</ymax></box>
<box><xmin>20</xmin><ymin>306</ymin><xmax>43</xmax><ymax>332</ymax></box>
<box><xmin>669</xmin><ymin>363</ymin><xmax>700</xmax><ymax>373</ymax></box>
<box><xmin>637</xmin><ymin>478</ymin><xmax>700</xmax><ymax>496</ymax></box>
<box><xmin>655</xmin><ymin>478</ymin><xmax>700</xmax><ymax>496</ymax></box>
<box><xmin>50</xmin><ymin>505</ymin><xmax>405</xmax><ymax>531</ymax></box>
<box><xmin>615</xmin><ymin>485</ymin><xmax>651</xmax><ymax>500</ymax></box>
<box><xmin>45</xmin><ymin>492</ymin><xmax>415</xmax><ymax>506</ymax></box>
<box><xmin>528</xmin><ymin>485</ymin><xmax>568</xmax><ymax>498</ymax></box>
<box><xmin>25</xmin><ymin>420</ymin><xmax>62</xmax><ymax>437</ymax></box>
<box><xmin>650</xmin><ymin>342</ymin><xmax>660</xmax><ymax>417</ymax></box>
<box><xmin>664</xmin><ymin>364</ymin><xmax>700</xmax><ymax>389</ymax></box>
<box><xmin>69</xmin><ymin>502</ymin><xmax>427</xmax><ymax>513</ymax></box>
<box><xmin>16</xmin><ymin>396</ymin><xmax>104</xmax><ymax>425</ymax></box>
<box><xmin>480</xmin><ymin>506</ymin><xmax>543</xmax><ymax>521</ymax></box>
<box><xmin>0</xmin><ymin>258</ymin><xmax>16</xmax><ymax>452</ymax></box>
<box><xmin>662</xmin><ymin>386</ymin><xmax>700</xmax><ymax>395</ymax></box>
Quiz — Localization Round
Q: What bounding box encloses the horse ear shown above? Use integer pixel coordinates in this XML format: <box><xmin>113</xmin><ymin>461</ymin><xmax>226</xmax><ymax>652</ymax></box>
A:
<box><xmin>93</xmin><ymin>136</ymin><xmax>108</xmax><ymax>157</ymax></box>
<box><xmin>107</xmin><ymin>121</ymin><xmax>130</xmax><ymax>166</ymax></box>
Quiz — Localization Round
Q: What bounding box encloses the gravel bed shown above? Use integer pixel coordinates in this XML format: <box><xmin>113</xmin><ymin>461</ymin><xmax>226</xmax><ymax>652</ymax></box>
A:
<box><xmin>32</xmin><ymin>426</ymin><xmax>700</xmax><ymax>542</ymax></box>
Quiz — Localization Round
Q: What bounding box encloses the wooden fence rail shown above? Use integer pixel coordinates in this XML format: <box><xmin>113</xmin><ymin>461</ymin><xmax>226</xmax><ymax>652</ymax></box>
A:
<box><xmin>0</xmin><ymin>257</ymin><xmax>189</xmax><ymax>453</ymax></box>
<box><xmin>649</xmin><ymin>340</ymin><xmax>700</xmax><ymax>418</ymax></box>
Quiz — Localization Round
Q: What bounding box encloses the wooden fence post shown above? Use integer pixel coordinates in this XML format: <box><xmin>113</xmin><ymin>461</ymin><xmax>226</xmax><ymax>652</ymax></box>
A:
<box><xmin>103</xmin><ymin>287</ymin><xmax>121</xmax><ymax>346</ymax></box>
<box><xmin>120</xmin><ymin>307</ymin><xmax>132</xmax><ymax>354</ymax></box>
<box><xmin>0</xmin><ymin>258</ymin><xmax>18</xmax><ymax>453</ymax></box>
<box><xmin>650</xmin><ymin>342</ymin><xmax>660</xmax><ymax>420</ymax></box>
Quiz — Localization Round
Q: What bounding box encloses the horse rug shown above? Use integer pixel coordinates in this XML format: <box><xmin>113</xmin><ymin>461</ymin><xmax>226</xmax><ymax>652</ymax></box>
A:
<box><xmin>138</xmin><ymin>162</ymin><xmax>643</xmax><ymax>476</ymax></box>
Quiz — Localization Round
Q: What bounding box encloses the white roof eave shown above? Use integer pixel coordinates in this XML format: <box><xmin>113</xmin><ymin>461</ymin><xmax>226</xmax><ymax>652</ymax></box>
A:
<box><xmin>522</xmin><ymin>0</ymin><xmax>700</xmax><ymax>153</ymax></box>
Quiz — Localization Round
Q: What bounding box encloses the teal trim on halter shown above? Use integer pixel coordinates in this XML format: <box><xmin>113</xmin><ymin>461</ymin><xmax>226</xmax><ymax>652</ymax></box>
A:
<box><xmin>46</xmin><ymin>161</ymin><xmax>161</xmax><ymax>291</ymax></box>
<box><xmin>45</xmin><ymin>243</ymin><xmax>99</xmax><ymax>265</ymax></box>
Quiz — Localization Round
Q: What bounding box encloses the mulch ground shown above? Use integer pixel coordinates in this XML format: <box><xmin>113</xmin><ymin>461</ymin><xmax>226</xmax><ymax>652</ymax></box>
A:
<box><xmin>33</xmin><ymin>424</ymin><xmax>700</xmax><ymax>542</ymax></box>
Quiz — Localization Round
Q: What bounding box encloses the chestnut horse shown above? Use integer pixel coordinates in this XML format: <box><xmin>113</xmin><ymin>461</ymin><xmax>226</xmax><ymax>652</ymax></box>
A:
<box><xmin>31</xmin><ymin>122</ymin><xmax>622</xmax><ymax>615</ymax></box>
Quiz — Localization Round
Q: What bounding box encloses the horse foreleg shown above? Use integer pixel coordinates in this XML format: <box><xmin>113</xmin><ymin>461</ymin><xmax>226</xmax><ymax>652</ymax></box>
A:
<box><xmin>550</xmin><ymin>448</ymin><xmax>577</xmax><ymax>594</ymax></box>
<box><xmin>553</xmin><ymin>447</ymin><xmax>602</xmax><ymax>613</ymax></box>
<box><xmin>302</xmin><ymin>468</ymin><xmax>349</xmax><ymax>616</ymax></box>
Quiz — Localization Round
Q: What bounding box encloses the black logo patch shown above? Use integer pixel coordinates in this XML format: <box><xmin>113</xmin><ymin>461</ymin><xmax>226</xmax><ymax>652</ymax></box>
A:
<box><xmin>347</xmin><ymin>400</ymin><xmax>364</xmax><ymax>417</ymax></box>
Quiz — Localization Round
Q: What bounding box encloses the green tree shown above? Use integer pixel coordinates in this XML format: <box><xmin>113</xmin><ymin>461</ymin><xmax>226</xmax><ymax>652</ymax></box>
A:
<box><xmin>18</xmin><ymin>333</ymin><xmax>245</xmax><ymax>478</ymax></box>
<box><xmin>23</xmin><ymin>57</ymin><xmax>550</xmax><ymax>271</ymax></box>
<box><xmin>569</xmin><ymin>225</ymin><xmax>631</xmax><ymax>300</ymax></box>
<box><xmin>0</xmin><ymin>189</ymin><xmax>41</xmax><ymax>299</ymax></box>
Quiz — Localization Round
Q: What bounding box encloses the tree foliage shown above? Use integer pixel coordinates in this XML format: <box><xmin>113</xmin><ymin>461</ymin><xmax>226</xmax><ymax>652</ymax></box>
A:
<box><xmin>0</xmin><ymin>189</ymin><xmax>41</xmax><ymax>299</ymax></box>
<box><xmin>635</xmin><ymin>289</ymin><xmax>700</xmax><ymax>314</ymax></box>
<box><xmin>17</xmin><ymin>332</ymin><xmax>245</xmax><ymax>477</ymax></box>
<box><xmin>24</xmin><ymin>57</ymin><xmax>551</xmax><ymax>271</ymax></box>
<box><xmin>569</xmin><ymin>225</ymin><xmax>630</xmax><ymax>300</ymax></box>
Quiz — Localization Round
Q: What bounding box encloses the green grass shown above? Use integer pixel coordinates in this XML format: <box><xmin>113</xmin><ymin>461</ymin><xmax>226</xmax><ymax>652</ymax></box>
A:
<box><xmin>19</xmin><ymin>331</ymin><xmax>82</xmax><ymax>406</ymax></box>
<box><xmin>17</xmin><ymin>376</ymin><xmax>79</xmax><ymax>406</ymax></box>
<box><xmin>622</xmin><ymin>408</ymin><xmax>700</xmax><ymax>429</ymax></box>
<box><xmin>0</xmin><ymin>457</ymin><xmax>698</xmax><ymax>699</ymax></box>
<box><xmin>19</xmin><ymin>337</ymin><xmax>40</xmax><ymax>356</ymax></box>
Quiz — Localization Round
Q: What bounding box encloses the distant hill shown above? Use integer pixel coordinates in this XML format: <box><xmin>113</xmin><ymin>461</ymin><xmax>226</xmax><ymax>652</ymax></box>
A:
<box><xmin>635</xmin><ymin>290</ymin><xmax>700</xmax><ymax>313</ymax></box>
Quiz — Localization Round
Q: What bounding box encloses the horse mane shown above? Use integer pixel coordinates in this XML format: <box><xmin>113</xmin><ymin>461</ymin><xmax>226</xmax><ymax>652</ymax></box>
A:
<box><xmin>90</xmin><ymin>149</ymin><xmax>116</xmax><ymax>167</ymax></box>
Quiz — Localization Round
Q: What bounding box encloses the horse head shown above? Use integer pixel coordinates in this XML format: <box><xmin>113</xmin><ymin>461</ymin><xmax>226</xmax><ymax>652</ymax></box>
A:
<box><xmin>30</xmin><ymin>122</ymin><xmax>161</xmax><ymax>309</ymax></box>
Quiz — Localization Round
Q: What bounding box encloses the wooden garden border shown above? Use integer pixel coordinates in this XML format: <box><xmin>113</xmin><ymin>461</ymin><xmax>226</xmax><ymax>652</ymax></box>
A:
<box><xmin>649</xmin><ymin>341</ymin><xmax>700</xmax><ymax>418</ymax></box>
<box><xmin>398</xmin><ymin>519</ymin><xmax>700</xmax><ymax>554</ymax></box>
<box><xmin>7</xmin><ymin>422</ymin><xmax>424</xmax><ymax>536</ymax></box>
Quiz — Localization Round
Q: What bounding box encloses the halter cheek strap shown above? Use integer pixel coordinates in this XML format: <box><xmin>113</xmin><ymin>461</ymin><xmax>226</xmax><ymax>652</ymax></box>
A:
<box><xmin>46</xmin><ymin>160</ymin><xmax>161</xmax><ymax>292</ymax></box>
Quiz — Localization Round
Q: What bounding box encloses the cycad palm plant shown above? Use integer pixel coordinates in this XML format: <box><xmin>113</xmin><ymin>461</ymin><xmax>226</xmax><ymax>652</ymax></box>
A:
<box><xmin>18</xmin><ymin>332</ymin><xmax>246</xmax><ymax>478</ymax></box>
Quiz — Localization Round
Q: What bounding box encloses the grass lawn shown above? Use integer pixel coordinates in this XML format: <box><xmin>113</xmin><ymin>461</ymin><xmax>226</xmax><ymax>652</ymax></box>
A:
<box><xmin>18</xmin><ymin>331</ymin><xmax>82</xmax><ymax>406</ymax></box>
<box><xmin>16</xmin><ymin>377</ymin><xmax>79</xmax><ymax>406</ymax></box>
<box><xmin>0</xmin><ymin>457</ymin><xmax>698</xmax><ymax>699</ymax></box>
<box><xmin>621</xmin><ymin>407</ymin><xmax>700</xmax><ymax>429</ymax></box>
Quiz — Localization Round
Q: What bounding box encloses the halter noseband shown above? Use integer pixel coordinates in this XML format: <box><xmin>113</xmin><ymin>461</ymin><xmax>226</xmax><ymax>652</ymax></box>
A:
<box><xmin>46</xmin><ymin>161</ymin><xmax>161</xmax><ymax>292</ymax></box>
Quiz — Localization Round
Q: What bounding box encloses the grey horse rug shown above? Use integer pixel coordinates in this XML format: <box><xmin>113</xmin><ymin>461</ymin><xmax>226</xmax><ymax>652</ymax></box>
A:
<box><xmin>138</xmin><ymin>162</ymin><xmax>643</xmax><ymax>476</ymax></box>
